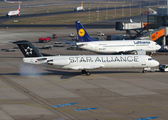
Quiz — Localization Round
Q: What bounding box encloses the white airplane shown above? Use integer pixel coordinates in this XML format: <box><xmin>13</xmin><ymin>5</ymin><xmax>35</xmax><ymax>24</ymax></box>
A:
<box><xmin>149</xmin><ymin>8</ymin><xmax>157</xmax><ymax>14</ymax></box>
<box><xmin>4</xmin><ymin>0</ymin><xmax>21</xmax><ymax>3</ymax></box>
<box><xmin>13</xmin><ymin>40</ymin><xmax>159</xmax><ymax>76</ymax></box>
<box><xmin>6</xmin><ymin>3</ymin><xmax>21</xmax><ymax>17</ymax></box>
<box><xmin>74</xmin><ymin>1</ymin><xmax>84</xmax><ymax>12</ymax></box>
<box><xmin>64</xmin><ymin>21</ymin><xmax>161</xmax><ymax>55</ymax></box>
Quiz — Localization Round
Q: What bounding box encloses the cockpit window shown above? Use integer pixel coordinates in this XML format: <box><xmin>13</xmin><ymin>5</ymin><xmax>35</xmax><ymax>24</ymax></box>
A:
<box><xmin>148</xmin><ymin>58</ymin><xmax>153</xmax><ymax>60</ymax></box>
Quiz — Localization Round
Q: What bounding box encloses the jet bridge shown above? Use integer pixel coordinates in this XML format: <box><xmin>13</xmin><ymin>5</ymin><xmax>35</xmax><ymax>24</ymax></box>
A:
<box><xmin>116</xmin><ymin>21</ymin><xmax>147</xmax><ymax>39</ymax></box>
<box><xmin>136</xmin><ymin>26</ymin><xmax>168</xmax><ymax>45</ymax></box>
<box><xmin>151</xmin><ymin>27</ymin><xmax>165</xmax><ymax>41</ymax></box>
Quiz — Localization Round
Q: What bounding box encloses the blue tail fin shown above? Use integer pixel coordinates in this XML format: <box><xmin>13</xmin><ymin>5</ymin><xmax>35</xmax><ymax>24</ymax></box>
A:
<box><xmin>75</xmin><ymin>21</ymin><xmax>99</xmax><ymax>42</ymax></box>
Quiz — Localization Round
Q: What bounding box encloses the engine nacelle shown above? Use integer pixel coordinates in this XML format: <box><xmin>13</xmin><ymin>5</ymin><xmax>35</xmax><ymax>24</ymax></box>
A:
<box><xmin>136</xmin><ymin>50</ymin><xmax>146</xmax><ymax>55</ymax></box>
<box><xmin>47</xmin><ymin>59</ymin><xmax>69</xmax><ymax>66</ymax></box>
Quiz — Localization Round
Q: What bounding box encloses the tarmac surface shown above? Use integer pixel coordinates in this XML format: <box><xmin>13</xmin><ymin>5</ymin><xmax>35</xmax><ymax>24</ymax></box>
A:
<box><xmin>0</xmin><ymin>27</ymin><xmax>168</xmax><ymax>120</ymax></box>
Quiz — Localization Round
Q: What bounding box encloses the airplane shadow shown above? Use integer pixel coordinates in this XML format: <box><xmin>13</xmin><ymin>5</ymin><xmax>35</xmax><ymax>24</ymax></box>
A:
<box><xmin>0</xmin><ymin>69</ymin><xmax>143</xmax><ymax>79</ymax></box>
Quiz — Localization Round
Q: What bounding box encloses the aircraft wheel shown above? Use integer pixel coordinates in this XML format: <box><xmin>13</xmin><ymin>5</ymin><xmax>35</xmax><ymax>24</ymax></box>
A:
<box><xmin>86</xmin><ymin>71</ymin><xmax>91</xmax><ymax>76</ymax></box>
<box><xmin>142</xmin><ymin>70</ymin><xmax>146</xmax><ymax>73</ymax></box>
<box><xmin>81</xmin><ymin>70</ymin><xmax>86</xmax><ymax>74</ymax></box>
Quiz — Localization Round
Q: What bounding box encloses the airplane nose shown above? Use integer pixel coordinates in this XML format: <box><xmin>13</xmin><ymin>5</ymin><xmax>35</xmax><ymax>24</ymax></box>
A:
<box><xmin>152</xmin><ymin>60</ymin><xmax>159</xmax><ymax>67</ymax></box>
<box><xmin>158</xmin><ymin>45</ymin><xmax>161</xmax><ymax>50</ymax></box>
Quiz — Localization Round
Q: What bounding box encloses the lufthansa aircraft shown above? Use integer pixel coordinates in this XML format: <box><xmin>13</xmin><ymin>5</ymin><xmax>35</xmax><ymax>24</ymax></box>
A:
<box><xmin>13</xmin><ymin>40</ymin><xmax>159</xmax><ymax>76</ymax></box>
<box><xmin>64</xmin><ymin>21</ymin><xmax>161</xmax><ymax>55</ymax></box>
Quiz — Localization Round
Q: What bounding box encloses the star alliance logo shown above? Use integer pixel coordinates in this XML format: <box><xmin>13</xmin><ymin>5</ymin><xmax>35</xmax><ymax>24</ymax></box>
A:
<box><xmin>25</xmin><ymin>46</ymin><xmax>33</xmax><ymax>55</ymax></box>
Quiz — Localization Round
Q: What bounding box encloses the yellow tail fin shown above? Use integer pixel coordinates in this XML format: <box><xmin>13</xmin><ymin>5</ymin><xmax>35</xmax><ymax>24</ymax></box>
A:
<box><xmin>81</xmin><ymin>1</ymin><xmax>83</xmax><ymax>7</ymax></box>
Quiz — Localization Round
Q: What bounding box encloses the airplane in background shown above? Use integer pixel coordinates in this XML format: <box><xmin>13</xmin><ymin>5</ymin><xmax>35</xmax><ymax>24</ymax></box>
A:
<box><xmin>4</xmin><ymin>0</ymin><xmax>21</xmax><ymax>3</ymax></box>
<box><xmin>64</xmin><ymin>21</ymin><xmax>161</xmax><ymax>55</ymax></box>
<box><xmin>6</xmin><ymin>3</ymin><xmax>21</xmax><ymax>17</ymax></box>
<box><xmin>74</xmin><ymin>1</ymin><xmax>84</xmax><ymax>12</ymax></box>
<box><xmin>13</xmin><ymin>40</ymin><xmax>159</xmax><ymax>76</ymax></box>
<box><xmin>149</xmin><ymin>8</ymin><xmax>157</xmax><ymax>14</ymax></box>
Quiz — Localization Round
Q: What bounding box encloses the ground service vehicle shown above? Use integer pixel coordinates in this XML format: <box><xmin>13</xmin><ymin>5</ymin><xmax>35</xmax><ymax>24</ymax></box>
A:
<box><xmin>53</xmin><ymin>42</ymin><xmax>65</xmax><ymax>47</ymax></box>
<box><xmin>39</xmin><ymin>37</ymin><xmax>51</xmax><ymax>43</ymax></box>
<box><xmin>159</xmin><ymin>64</ymin><xmax>168</xmax><ymax>72</ymax></box>
<box><xmin>52</xmin><ymin>34</ymin><xmax>57</xmax><ymax>39</ymax></box>
<box><xmin>97</xmin><ymin>31</ymin><xmax>104</xmax><ymax>36</ymax></box>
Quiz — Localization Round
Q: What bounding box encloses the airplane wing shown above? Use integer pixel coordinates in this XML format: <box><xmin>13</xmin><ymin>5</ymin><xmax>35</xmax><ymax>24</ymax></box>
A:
<box><xmin>62</xmin><ymin>41</ymin><xmax>76</xmax><ymax>45</ymax></box>
<box><xmin>61</xmin><ymin>41</ymin><xmax>87</xmax><ymax>46</ymax></box>
<box><xmin>70</xmin><ymin>64</ymin><xmax>104</xmax><ymax>70</ymax></box>
<box><xmin>20</xmin><ymin>12</ymin><xmax>35</xmax><ymax>14</ymax></box>
<box><xmin>116</xmin><ymin>49</ymin><xmax>146</xmax><ymax>55</ymax></box>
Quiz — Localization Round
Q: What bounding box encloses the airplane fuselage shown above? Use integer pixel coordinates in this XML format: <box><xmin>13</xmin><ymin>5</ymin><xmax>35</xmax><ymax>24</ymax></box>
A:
<box><xmin>74</xmin><ymin>6</ymin><xmax>84</xmax><ymax>11</ymax></box>
<box><xmin>77</xmin><ymin>40</ymin><xmax>161</xmax><ymax>54</ymax></box>
<box><xmin>7</xmin><ymin>10</ymin><xmax>19</xmax><ymax>16</ymax></box>
<box><xmin>23</xmin><ymin>55</ymin><xmax>159</xmax><ymax>70</ymax></box>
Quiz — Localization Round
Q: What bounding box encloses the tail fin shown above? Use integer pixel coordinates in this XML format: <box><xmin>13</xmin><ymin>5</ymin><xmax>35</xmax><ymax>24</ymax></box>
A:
<box><xmin>18</xmin><ymin>3</ymin><xmax>21</xmax><ymax>16</ymax></box>
<box><xmin>130</xmin><ymin>19</ymin><xmax>133</xmax><ymax>23</ymax></box>
<box><xmin>81</xmin><ymin>1</ymin><xmax>83</xmax><ymax>7</ymax></box>
<box><xmin>13</xmin><ymin>40</ymin><xmax>43</xmax><ymax>57</ymax></box>
<box><xmin>75</xmin><ymin>21</ymin><xmax>98</xmax><ymax>42</ymax></box>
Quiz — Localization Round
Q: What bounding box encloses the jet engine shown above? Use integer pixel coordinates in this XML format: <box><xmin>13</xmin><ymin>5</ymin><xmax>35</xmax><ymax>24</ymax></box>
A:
<box><xmin>47</xmin><ymin>59</ymin><xmax>69</xmax><ymax>66</ymax></box>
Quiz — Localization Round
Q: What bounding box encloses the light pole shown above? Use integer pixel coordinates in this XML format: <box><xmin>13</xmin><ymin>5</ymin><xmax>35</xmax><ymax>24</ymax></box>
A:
<box><xmin>167</xmin><ymin>0</ymin><xmax>168</xmax><ymax>14</ymax></box>
<box><xmin>106</xmin><ymin>2</ymin><xmax>108</xmax><ymax>20</ymax></box>
<box><xmin>88</xmin><ymin>3</ymin><xmax>91</xmax><ymax>21</ymax></box>
<box><xmin>122</xmin><ymin>3</ymin><xmax>124</xmax><ymax>17</ymax></box>
<box><xmin>140</xmin><ymin>2</ymin><xmax>141</xmax><ymax>14</ymax></box>
<box><xmin>96</xmin><ymin>4</ymin><xmax>100</xmax><ymax>21</ymax></box>
<box><xmin>114</xmin><ymin>3</ymin><xmax>116</xmax><ymax>18</ymax></box>
<box><xmin>129</xmin><ymin>3</ymin><xmax>131</xmax><ymax>16</ymax></box>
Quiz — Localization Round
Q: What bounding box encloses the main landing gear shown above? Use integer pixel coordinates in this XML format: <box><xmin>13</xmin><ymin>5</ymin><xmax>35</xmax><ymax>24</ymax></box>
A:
<box><xmin>142</xmin><ymin>68</ymin><xmax>151</xmax><ymax>73</ymax></box>
<box><xmin>81</xmin><ymin>70</ymin><xmax>91</xmax><ymax>76</ymax></box>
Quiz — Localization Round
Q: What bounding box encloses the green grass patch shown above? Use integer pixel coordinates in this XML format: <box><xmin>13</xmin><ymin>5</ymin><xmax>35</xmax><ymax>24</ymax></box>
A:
<box><xmin>3</xmin><ymin>7</ymin><xmax>150</xmax><ymax>25</ymax></box>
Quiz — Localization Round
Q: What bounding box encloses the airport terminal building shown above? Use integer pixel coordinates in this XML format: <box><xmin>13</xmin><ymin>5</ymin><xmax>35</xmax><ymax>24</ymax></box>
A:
<box><xmin>147</xmin><ymin>7</ymin><xmax>168</xmax><ymax>45</ymax></box>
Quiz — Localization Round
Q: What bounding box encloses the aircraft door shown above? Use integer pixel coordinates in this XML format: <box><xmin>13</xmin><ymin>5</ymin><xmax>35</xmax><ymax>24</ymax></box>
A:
<box><xmin>141</xmin><ymin>58</ymin><xmax>146</xmax><ymax>66</ymax></box>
